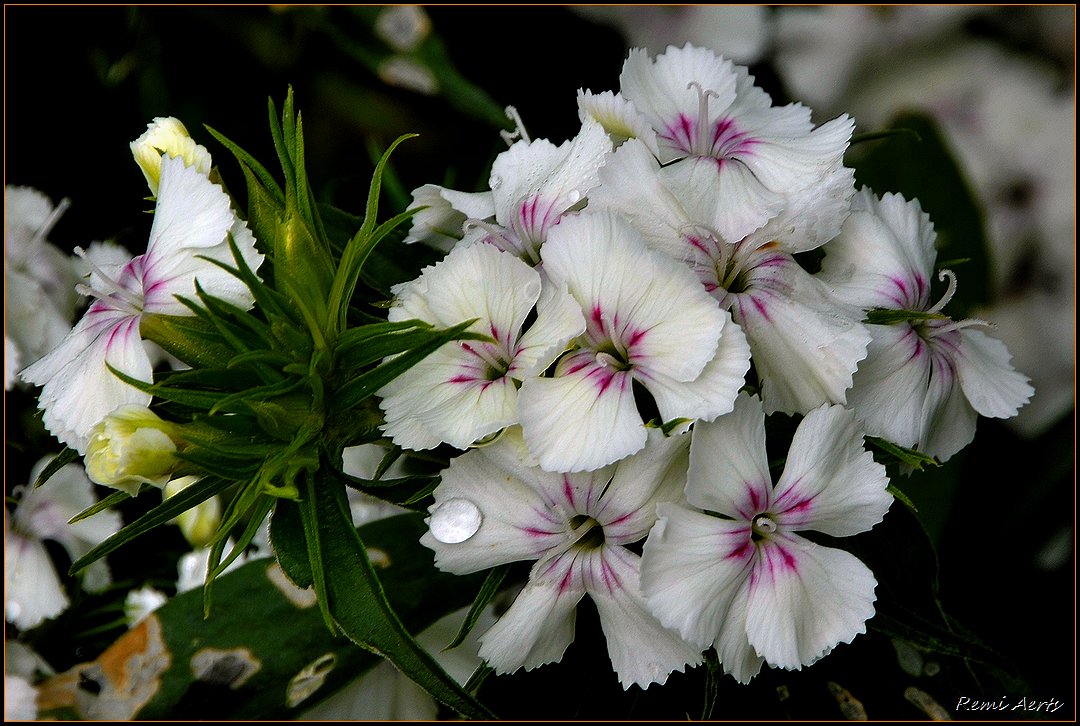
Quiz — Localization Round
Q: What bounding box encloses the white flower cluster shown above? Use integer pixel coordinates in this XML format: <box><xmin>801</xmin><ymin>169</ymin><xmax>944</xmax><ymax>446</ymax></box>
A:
<box><xmin>381</xmin><ymin>44</ymin><xmax>1033</xmax><ymax>688</ymax></box>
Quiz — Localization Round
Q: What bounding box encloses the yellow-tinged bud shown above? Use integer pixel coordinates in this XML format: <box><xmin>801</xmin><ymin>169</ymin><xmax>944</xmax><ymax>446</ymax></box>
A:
<box><xmin>85</xmin><ymin>405</ymin><xmax>184</xmax><ymax>496</ymax></box>
<box><xmin>130</xmin><ymin>117</ymin><xmax>213</xmax><ymax>195</ymax></box>
<box><xmin>164</xmin><ymin>476</ymin><xmax>222</xmax><ymax>548</ymax></box>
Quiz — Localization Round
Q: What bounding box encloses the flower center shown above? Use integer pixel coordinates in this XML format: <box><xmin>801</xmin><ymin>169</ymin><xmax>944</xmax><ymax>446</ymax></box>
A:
<box><xmin>751</xmin><ymin>513</ymin><xmax>778</xmax><ymax>541</ymax></box>
<box><xmin>568</xmin><ymin>514</ymin><xmax>605</xmax><ymax>550</ymax></box>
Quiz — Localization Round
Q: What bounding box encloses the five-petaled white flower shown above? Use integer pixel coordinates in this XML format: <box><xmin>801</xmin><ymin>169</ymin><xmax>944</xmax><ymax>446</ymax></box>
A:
<box><xmin>641</xmin><ymin>393</ymin><xmax>892</xmax><ymax>683</ymax></box>
<box><xmin>819</xmin><ymin>188</ymin><xmax>1034</xmax><ymax>462</ymax></box>
<box><xmin>590</xmin><ymin>139</ymin><xmax>869</xmax><ymax>415</ymax></box>
<box><xmin>420</xmin><ymin>427</ymin><xmax>702</xmax><ymax>689</ymax></box>
<box><xmin>586</xmin><ymin>43</ymin><xmax>854</xmax><ymax>245</ymax></box>
<box><xmin>377</xmin><ymin>242</ymin><xmax>584</xmax><ymax>451</ymax></box>
<box><xmin>21</xmin><ymin>155</ymin><xmax>263</xmax><ymax>454</ymax></box>
<box><xmin>518</xmin><ymin>210</ymin><xmax>750</xmax><ymax>472</ymax></box>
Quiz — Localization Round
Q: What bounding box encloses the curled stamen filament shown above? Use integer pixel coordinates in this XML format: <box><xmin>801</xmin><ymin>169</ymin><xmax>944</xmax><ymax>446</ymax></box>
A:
<box><xmin>926</xmin><ymin>318</ymin><xmax>995</xmax><ymax>337</ymax></box>
<box><xmin>534</xmin><ymin>515</ymin><xmax>602</xmax><ymax>573</ymax></box>
<box><xmin>499</xmin><ymin>105</ymin><xmax>531</xmax><ymax>147</ymax></box>
<box><xmin>34</xmin><ymin>197</ymin><xmax>72</xmax><ymax>244</ymax></box>
<box><xmin>925</xmin><ymin>269</ymin><xmax>958</xmax><ymax>314</ymax></box>
<box><xmin>74</xmin><ymin>247</ymin><xmax>143</xmax><ymax>314</ymax></box>
<box><xmin>687</xmin><ymin>81</ymin><xmax>720</xmax><ymax>155</ymax></box>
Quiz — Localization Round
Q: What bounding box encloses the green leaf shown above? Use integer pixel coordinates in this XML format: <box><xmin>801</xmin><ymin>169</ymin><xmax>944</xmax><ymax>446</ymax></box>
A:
<box><xmin>313</xmin><ymin>475</ymin><xmax>496</xmax><ymax>718</ymax></box>
<box><xmin>445</xmin><ymin>565</ymin><xmax>508</xmax><ymax>651</ymax></box>
<box><xmin>69</xmin><ymin>476</ymin><xmax>234</xmax><ymax>576</ymax></box>
<box><xmin>33</xmin><ymin>447</ymin><xmax>81</xmax><ymax>488</ymax></box>
<box><xmin>849</xmin><ymin>112</ymin><xmax>990</xmax><ymax>316</ymax></box>
<box><xmin>67</xmin><ymin>488</ymin><xmax>133</xmax><ymax>524</ymax></box>
<box><xmin>204</xmin><ymin>124</ymin><xmax>284</xmax><ymax>201</ymax></box>
<box><xmin>700</xmin><ymin>648</ymin><xmax>721</xmax><ymax>721</ymax></box>
<box><xmin>334</xmin><ymin>320</ymin><xmax>482</xmax><ymax>410</ymax></box>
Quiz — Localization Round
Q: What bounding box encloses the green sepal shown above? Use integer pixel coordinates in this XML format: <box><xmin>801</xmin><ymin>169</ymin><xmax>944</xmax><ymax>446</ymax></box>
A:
<box><xmin>864</xmin><ymin>308</ymin><xmax>950</xmax><ymax>326</ymax></box>
<box><xmin>445</xmin><ymin>564</ymin><xmax>509</xmax><ymax>651</ymax></box>
<box><xmin>866</xmin><ymin>436</ymin><xmax>941</xmax><ymax>472</ymax></box>
<box><xmin>68</xmin><ymin>476</ymin><xmax>234</xmax><ymax>576</ymax></box>
<box><xmin>140</xmin><ymin>313</ymin><xmax>238</xmax><ymax>369</ymax></box>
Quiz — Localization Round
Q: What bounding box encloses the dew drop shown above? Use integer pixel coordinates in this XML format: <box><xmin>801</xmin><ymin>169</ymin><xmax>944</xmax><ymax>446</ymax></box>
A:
<box><xmin>490</xmin><ymin>174</ymin><xmax>503</xmax><ymax>191</ymax></box>
<box><xmin>566</xmin><ymin>189</ymin><xmax>581</xmax><ymax>204</ymax></box>
<box><xmin>429</xmin><ymin>498</ymin><xmax>483</xmax><ymax>544</ymax></box>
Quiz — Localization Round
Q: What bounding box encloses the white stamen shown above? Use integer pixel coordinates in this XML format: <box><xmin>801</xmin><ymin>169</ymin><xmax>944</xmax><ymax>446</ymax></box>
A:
<box><xmin>429</xmin><ymin>498</ymin><xmax>483</xmax><ymax>544</ymax></box>
<box><xmin>925</xmin><ymin>269</ymin><xmax>958</xmax><ymax>314</ymax></box>
<box><xmin>34</xmin><ymin>197</ymin><xmax>71</xmax><ymax>245</ymax></box>
<box><xmin>753</xmin><ymin>514</ymin><xmax>777</xmax><ymax>534</ymax></box>
<box><xmin>926</xmin><ymin>318</ymin><xmax>995</xmax><ymax>337</ymax></box>
<box><xmin>73</xmin><ymin>247</ymin><xmax>144</xmax><ymax>314</ymax></box>
<box><xmin>687</xmin><ymin>81</ymin><xmax>720</xmax><ymax>155</ymax></box>
<box><xmin>499</xmin><ymin>105</ymin><xmax>531</xmax><ymax>147</ymax></box>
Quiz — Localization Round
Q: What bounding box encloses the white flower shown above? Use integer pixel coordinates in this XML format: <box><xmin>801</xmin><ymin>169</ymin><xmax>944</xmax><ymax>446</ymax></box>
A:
<box><xmin>130</xmin><ymin>116</ymin><xmax>213</xmax><ymax>195</ymax></box>
<box><xmin>124</xmin><ymin>586</ymin><xmax>168</xmax><ymax>627</ymax></box>
<box><xmin>820</xmin><ymin>189</ymin><xmax>1034</xmax><ymax>461</ymax></box>
<box><xmin>5</xmin><ymin>456</ymin><xmax>122</xmax><ymax>631</ymax></box>
<box><xmin>378</xmin><ymin>242</ymin><xmax>584</xmax><ymax>452</ymax></box>
<box><xmin>590</xmin><ymin>139</ymin><xmax>868</xmax><ymax>415</ymax></box>
<box><xmin>417</xmin><ymin>118</ymin><xmax>611</xmax><ymax>265</ymax></box>
<box><xmin>421</xmin><ymin>428</ymin><xmax>702</xmax><ymax>689</ymax></box>
<box><xmin>598</xmin><ymin>44</ymin><xmax>854</xmax><ymax>243</ymax></box>
<box><xmin>641</xmin><ymin>393</ymin><xmax>892</xmax><ymax>682</ymax></box>
<box><xmin>4</xmin><ymin>186</ymin><xmax>79</xmax><ymax>386</ymax></box>
<box><xmin>21</xmin><ymin>155</ymin><xmax>263</xmax><ymax>454</ymax></box>
<box><xmin>518</xmin><ymin>211</ymin><xmax>750</xmax><ymax>472</ymax></box>
<box><xmin>4</xmin><ymin>675</ymin><xmax>37</xmax><ymax>721</ymax></box>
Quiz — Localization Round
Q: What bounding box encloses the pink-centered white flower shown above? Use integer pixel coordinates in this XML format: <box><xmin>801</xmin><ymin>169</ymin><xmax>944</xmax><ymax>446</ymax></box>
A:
<box><xmin>5</xmin><ymin>456</ymin><xmax>122</xmax><ymax>631</ymax></box>
<box><xmin>377</xmin><ymin>243</ymin><xmax>585</xmax><ymax>451</ymax></box>
<box><xmin>518</xmin><ymin>211</ymin><xmax>750</xmax><ymax>472</ymax></box>
<box><xmin>21</xmin><ymin>155</ymin><xmax>262</xmax><ymax>454</ymax></box>
<box><xmin>819</xmin><ymin>189</ymin><xmax>1034</xmax><ymax>461</ymax></box>
<box><xmin>407</xmin><ymin>117</ymin><xmax>611</xmax><ymax>265</ymax></box>
<box><xmin>590</xmin><ymin>139</ymin><xmax>869</xmax><ymax>415</ymax></box>
<box><xmin>641</xmin><ymin>393</ymin><xmax>892</xmax><ymax>683</ymax></box>
<box><xmin>586</xmin><ymin>43</ymin><xmax>854</xmax><ymax>244</ymax></box>
<box><xmin>420</xmin><ymin>428</ymin><xmax>702</xmax><ymax>689</ymax></box>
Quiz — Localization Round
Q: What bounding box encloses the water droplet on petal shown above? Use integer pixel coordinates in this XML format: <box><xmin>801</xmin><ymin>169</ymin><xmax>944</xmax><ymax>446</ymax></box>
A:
<box><xmin>489</xmin><ymin>174</ymin><xmax>503</xmax><ymax>191</ymax></box>
<box><xmin>429</xmin><ymin>498</ymin><xmax>483</xmax><ymax>544</ymax></box>
<box><xmin>566</xmin><ymin>189</ymin><xmax>581</xmax><ymax>205</ymax></box>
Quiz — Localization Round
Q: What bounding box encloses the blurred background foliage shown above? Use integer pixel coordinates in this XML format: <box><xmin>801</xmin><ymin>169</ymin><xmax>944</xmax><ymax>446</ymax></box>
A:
<box><xmin>6</xmin><ymin>5</ymin><xmax>1074</xmax><ymax>720</ymax></box>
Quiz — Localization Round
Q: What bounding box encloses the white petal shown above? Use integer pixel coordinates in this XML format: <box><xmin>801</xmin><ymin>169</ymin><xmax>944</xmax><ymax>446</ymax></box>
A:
<box><xmin>542</xmin><ymin>211</ymin><xmax>725</xmax><ymax>383</ymax></box>
<box><xmin>715</xmin><ymin>584</ymin><xmax>765</xmax><ymax>684</ymax></box>
<box><xmin>5</xmin><ymin>534</ymin><xmax>68</xmax><ymax>630</ymax></box>
<box><xmin>577</xmin><ymin>89</ymin><xmax>660</xmax><ymax>155</ymax></box>
<box><xmin>737</xmin><ymin>111</ymin><xmax>852</xmax><ymax>195</ymax></box>
<box><xmin>772</xmin><ymin>404</ymin><xmax>892</xmax><ymax>537</ymax></box>
<box><xmin>955</xmin><ymin>329</ymin><xmax>1033</xmax><ymax>419</ymax></box>
<box><xmin>20</xmin><ymin>456</ymin><xmax>121</xmax><ymax>551</ymax></box>
<box><xmin>732</xmin><ymin>257</ymin><xmax>870</xmax><ymax>415</ymax></box>
<box><xmin>595</xmin><ymin>429</ymin><xmax>691</xmax><ymax>544</ymax></box>
<box><xmin>509</xmin><ymin>278</ymin><xmax>585</xmax><ymax>378</ymax></box>
<box><xmin>661</xmin><ymin>156</ymin><xmax>784</xmax><ymax>243</ymax></box>
<box><xmin>640</xmin><ymin>309</ymin><xmax>750</xmax><ymax>423</ymax></box>
<box><xmin>518</xmin><ymin>357</ymin><xmax>645</xmax><ymax>472</ymax></box>
<box><xmin>588</xmin><ymin>138</ymin><xmax>696</xmax><ymax>260</ymax></box>
<box><xmin>440</xmin><ymin>187</ymin><xmax>496</xmax><ymax>221</ymax></box>
<box><xmin>588</xmin><ymin>545</ymin><xmax>702</xmax><ymax>689</ymax></box>
<box><xmin>744</xmin><ymin>160</ymin><xmax>856</xmax><ymax>254</ymax></box>
<box><xmin>641</xmin><ymin>504</ymin><xmax>755</xmax><ymax>649</ymax></box>
<box><xmin>918</xmin><ymin>347</ymin><xmax>977</xmax><ymax>463</ymax></box>
<box><xmin>846</xmin><ymin>323</ymin><xmax>932</xmax><ymax>448</ymax></box>
<box><xmin>686</xmin><ymin>392</ymin><xmax>772</xmax><ymax>519</ymax></box>
<box><xmin>142</xmin><ymin>156</ymin><xmax>260</xmax><ymax>314</ymax></box>
<box><xmin>5</xmin><ymin>674</ymin><xmax>38</xmax><ymax>721</ymax></box>
<box><xmin>21</xmin><ymin>305</ymin><xmax>153</xmax><ymax>453</ymax></box>
<box><xmin>819</xmin><ymin>188</ymin><xmax>938</xmax><ymax>311</ymax></box>
<box><xmin>301</xmin><ymin>661</ymin><xmax>437</xmax><ymax>721</ymax></box>
<box><xmin>402</xmin><ymin>184</ymin><xmax>469</xmax><ymax>252</ymax></box>
<box><xmin>419</xmin><ymin>443</ymin><xmax>563</xmax><ymax>573</ymax></box>
<box><xmin>5</xmin><ymin>336</ymin><xmax>19</xmax><ymax>390</ymax></box>
<box><xmin>478</xmin><ymin>562</ymin><xmax>585</xmax><ymax>674</ymax></box>
<box><xmin>745</xmin><ymin>534</ymin><xmax>877</xmax><ymax>671</ymax></box>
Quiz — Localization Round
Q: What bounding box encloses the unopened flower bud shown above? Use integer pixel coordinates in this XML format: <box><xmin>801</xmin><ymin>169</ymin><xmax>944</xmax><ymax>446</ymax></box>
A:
<box><xmin>84</xmin><ymin>405</ymin><xmax>184</xmax><ymax>495</ymax></box>
<box><xmin>130</xmin><ymin>117</ymin><xmax>213</xmax><ymax>195</ymax></box>
<box><xmin>164</xmin><ymin>475</ymin><xmax>221</xmax><ymax>547</ymax></box>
